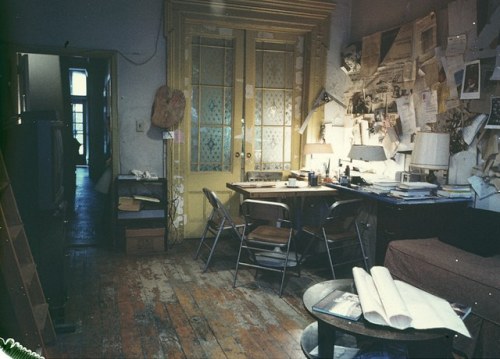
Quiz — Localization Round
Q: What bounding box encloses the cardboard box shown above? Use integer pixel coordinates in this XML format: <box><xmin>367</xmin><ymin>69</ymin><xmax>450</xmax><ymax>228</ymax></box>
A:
<box><xmin>125</xmin><ymin>227</ymin><xmax>165</xmax><ymax>254</ymax></box>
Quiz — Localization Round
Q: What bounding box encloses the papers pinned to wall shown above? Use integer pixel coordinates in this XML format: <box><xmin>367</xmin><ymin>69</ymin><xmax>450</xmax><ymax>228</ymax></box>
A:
<box><xmin>468</xmin><ymin>175</ymin><xmax>499</xmax><ymax>199</ymax></box>
<box><xmin>460</xmin><ymin>60</ymin><xmax>481</xmax><ymax>100</ymax></box>
<box><xmin>463</xmin><ymin>114</ymin><xmax>487</xmax><ymax>145</ymax></box>
<box><xmin>485</xmin><ymin>97</ymin><xmax>500</xmax><ymax>129</ymax></box>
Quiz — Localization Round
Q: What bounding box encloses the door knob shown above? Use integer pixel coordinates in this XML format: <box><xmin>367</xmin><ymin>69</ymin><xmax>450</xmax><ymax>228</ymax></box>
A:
<box><xmin>235</xmin><ymin>152</ymin><xmax>241</xmax><ymax>158</ymax></box>
<box><xmin>246</xmin><ymin>153</ymin><xmax>252</xmax><ymax>158</ymax></box>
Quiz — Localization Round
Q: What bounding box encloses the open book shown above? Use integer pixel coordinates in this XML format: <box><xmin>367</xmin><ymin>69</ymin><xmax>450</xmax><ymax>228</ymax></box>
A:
<box><xmin>352</xmin><ymin>266</ymin><xmax>470</xmax><ymax>338</ymax></box>
<box><xmin>312</xmin><ymin>289</ymin><xmax>362</xmax><ymax>321</ymax></box>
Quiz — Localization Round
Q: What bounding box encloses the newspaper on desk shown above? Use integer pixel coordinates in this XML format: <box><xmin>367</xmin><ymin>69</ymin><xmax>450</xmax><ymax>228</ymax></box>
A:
<box><xmin>352</xmin><ymin>266</ymin><xmax>470</xmax><ymax>338</ymax></box>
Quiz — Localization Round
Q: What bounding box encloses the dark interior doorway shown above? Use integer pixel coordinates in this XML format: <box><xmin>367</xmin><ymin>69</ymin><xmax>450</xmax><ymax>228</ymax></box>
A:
<box><xmin>14</xmin><ymin>51</ymin><xmax>114</xmax><ymax>214</ymax></box>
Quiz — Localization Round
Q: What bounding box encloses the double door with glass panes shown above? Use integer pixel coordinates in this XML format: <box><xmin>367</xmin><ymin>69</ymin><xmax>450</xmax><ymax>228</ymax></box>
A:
<box><xmin>184</xmin><ymin>25</ymin><xmax>305</xmax><ymax>237</ymax></box>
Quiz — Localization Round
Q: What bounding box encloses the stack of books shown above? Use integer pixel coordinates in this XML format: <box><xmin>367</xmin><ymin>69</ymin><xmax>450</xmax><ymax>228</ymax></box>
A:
<box><xmin>389</xmin><ymin>182</ymin><xmax>438</xmax><ymax>199</ymax></box>
<box><xmin>437</xmin><ymin>184</ymin><xmax>473</xmax><ymax>198</ymax></box>
<box><xmin>369</xmin><ymin>181</ymin><xmax>400</xmax><ymax>194</ymax></box>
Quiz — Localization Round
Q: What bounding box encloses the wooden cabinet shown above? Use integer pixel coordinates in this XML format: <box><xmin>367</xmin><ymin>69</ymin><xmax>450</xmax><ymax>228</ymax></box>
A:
<box><xmin>114</xmin><ymin>176</ymin><xmax>168</xmax><ymax>253</ymax></box>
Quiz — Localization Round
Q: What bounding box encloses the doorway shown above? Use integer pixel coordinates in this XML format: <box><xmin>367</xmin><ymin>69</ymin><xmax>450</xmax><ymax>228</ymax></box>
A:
<box><xmin>182</xmin><ymin>26</ymin><xmax>305</xmax><ymax>237</ymax></box>
<box><xmin>13</xmin><ymin>50</ymin><xmax>116</xmax><ymax>217</ymax></box>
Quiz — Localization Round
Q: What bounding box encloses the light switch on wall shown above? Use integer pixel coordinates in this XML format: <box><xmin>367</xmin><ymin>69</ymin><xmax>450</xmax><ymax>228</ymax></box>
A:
<box><xmin>136</xmin><ymin>120</ymin><xmax>144</xmax><ymax>132</ymax></box>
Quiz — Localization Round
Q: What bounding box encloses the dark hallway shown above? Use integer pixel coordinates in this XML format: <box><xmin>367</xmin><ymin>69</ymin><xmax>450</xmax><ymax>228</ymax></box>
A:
<box><xmin>66</xmin><ymin>166</ymin><xmax>110</xmax><ymax>248</ymax></box>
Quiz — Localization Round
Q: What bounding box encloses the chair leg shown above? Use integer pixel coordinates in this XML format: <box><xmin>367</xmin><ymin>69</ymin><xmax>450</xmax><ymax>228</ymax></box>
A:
<box><xmin>291</xmin><ymin>237</ymin><xmax>301</xmax><ymax>277</ymax></box>
<box><xmin>202</xmin><ymin>227</ymin><xmax>224</xmax><ymax>272</ymax></box>
<box><xmin>278</xmin><ymin>243</ymin><xmax>292</xmax><ymax>297</ymax></box>
<box><xmin>297</xmin><ymin>230</ymin><xmax>317</xmax><ymax>266</ymax></box>
<box><xmin>323</xmin><ymin>228</ymin><xmax>336</xmax><ymax>279</ymax></box>
<box><xmin>233</xmin><ymin>240</ymin><xmax>244</xmax><ymax>289</ymax></box>
<box><xmin>195</xmin><ymin>223</ymin><xmax>211</xmax><ymax>259</ymax></box>
<box><xmin>355</xmin><ymin>221</ymin><xmax>370</xmax><ymax>271</ymax></box>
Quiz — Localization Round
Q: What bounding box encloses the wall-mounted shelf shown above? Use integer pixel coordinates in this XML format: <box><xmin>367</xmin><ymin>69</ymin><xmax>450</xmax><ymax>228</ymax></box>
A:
<box><xmin>114</xmin><ymin>176</ymin><xmax>168</xmax><ymax>254</ymax></box>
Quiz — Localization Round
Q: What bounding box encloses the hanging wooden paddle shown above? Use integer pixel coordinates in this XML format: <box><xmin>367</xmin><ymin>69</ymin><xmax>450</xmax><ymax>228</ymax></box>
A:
<box><xmin>151</xmin><ymin>85</ymin><xmax>186</xmax><ymax>129</ymax></box>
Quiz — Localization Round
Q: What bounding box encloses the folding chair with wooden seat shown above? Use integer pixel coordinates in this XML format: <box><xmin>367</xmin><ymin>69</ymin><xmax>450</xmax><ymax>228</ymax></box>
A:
<box><xmin>233</xmin><ymin>199</ymin><xmax>299</xmax><ymax>297</ymax></box>
<box><xmin>300</xmin><ymin>198</ymin><xmax>369</xmax><ymax>278</ymax></box>
<box><xmin>194</xmin><ymin>188</ymin><xmax>245</xmax><ymax>272</ymax></box>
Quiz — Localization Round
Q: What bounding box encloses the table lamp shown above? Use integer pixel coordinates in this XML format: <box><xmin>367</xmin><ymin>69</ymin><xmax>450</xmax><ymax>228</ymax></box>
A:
<box><xmin>347</xmin><ymin>145</ymin><xmax>387</xmax><ymax>185</ymax></box>
<box><xmin>410</xmin><ymin>131</ymin><xmax>450</xmax><ymax>183</ymax></box>
<box><xmin>347</xmin><ymin>145</ymin><xmax>387</xmax><ymax>162</ymax></box>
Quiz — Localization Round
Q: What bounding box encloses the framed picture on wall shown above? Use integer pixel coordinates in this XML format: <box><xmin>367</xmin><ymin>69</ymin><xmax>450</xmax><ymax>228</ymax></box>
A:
<box><xmin>485</xmin><ymin>96</ymin><xmax>500</xmax><ymax>129</ymax></box>
<box><xmin>460</xmin><ymin>60</ymin><xmax>481</xmax><ymax>100</ymax></box>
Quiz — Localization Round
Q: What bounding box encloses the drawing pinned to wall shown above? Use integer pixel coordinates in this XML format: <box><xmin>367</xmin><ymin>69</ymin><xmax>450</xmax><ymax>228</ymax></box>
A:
<box><xmin>395</xmin><ymin>95</ymin><xmax>417</xmax><ymax>149</ymax></box>
<box><xmin>461</xmin><ymin>60</ymin><xmax>481</xmax><ymax>100</ymax></box>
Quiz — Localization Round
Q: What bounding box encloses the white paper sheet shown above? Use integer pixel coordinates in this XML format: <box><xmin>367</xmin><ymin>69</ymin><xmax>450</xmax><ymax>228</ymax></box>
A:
<box><xmin>446</xmin><ymin>34</ymin><xmax>467</xmax><ymax>56</ymax></box>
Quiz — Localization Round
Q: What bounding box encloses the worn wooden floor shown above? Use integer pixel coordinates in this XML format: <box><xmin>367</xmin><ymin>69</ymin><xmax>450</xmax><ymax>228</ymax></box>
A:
<box><xmin>45</xmin><ymin>167</ymin><xmax>341</xmax><ymax>358</ymax></box>
<box><xmin>46</xmin><ymin>238</ymin><xmax>336</xmax><ymax>359</ymax></box>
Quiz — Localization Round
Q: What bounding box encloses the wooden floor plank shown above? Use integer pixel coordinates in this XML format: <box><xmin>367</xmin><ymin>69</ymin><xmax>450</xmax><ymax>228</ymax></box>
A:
<box><xmin>46</xmin><ymin>236</ymin><xmax>345</xmax><ymax>358</ymax></box>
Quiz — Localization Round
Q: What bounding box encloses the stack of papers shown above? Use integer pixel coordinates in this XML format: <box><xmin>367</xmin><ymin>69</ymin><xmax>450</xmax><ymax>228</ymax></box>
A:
<box><xmin>389</xmin><ymin>182</ymin><xmax>438</xmax><ymax>199</ymax></box>
<box><xmin>352</xmin><ymin>266</ymin><xmax>470</xmax><ymax>337</ymax></box>
<box><xmin>437</xmin><ymin>184</ymin><xmax>473</xmax><ymax>198</ymax></box>
<box><xmin>369</xmin><ymin>181</ymin><xmax>400</xmax><ymax>194</ymax></box>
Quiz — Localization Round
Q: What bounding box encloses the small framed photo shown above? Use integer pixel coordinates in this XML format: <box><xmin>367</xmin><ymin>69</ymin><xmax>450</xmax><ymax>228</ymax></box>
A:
<box><xmin>485</xmin><ymin>96</ymin><xmax>500</xmax><ymax>129</ymax></box>
<box><xmin>461</xmin><ymin>60</ymin><xmax>481</xmax><ymax>100</ymax></box>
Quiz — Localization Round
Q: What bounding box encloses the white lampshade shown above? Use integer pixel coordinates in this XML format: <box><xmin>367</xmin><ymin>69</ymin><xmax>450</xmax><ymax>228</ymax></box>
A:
<box><xmin>348</xmin><ymin>145</ymin><xmax>387</xmax><ymax>161</ymax></box>
<box><xmin>410</xmin><ymin>132</ymin><xmax>450</xmax><ymax>170</ymax></box>
<box><xmin>303</xmin><ymin>143</ymin><xmax>333</xmax><ymax>154</ymax></box>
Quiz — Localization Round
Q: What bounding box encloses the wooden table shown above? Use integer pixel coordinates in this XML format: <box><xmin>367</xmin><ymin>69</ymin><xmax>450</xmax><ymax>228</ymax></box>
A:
<box><xmin>301</xmin><ymin>279</ymin><xmax>453</xmax><ymax>358</ymax></box>
<box><xmin>227</xmin><ymin>181</ymin><xmax>338</xmax><ymax>228</ymax></box>
<box><xmin>226</xmin><ymin>181</ymin><xmax>337</xmax><ymax>199</ymax></box>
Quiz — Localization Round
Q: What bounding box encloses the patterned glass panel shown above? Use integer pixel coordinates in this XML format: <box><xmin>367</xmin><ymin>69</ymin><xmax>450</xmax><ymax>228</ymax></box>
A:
<box><xmin>224</xmin><ymin>88</ymin><xmax>232</xmax><ymax>125</ymax></box>
<box><xmin>263</xmin><ymin>52</ymin><xmax>285</xmax><ymax>89</ymax></box>
<box><xmin>263</xmin><ymin>90</ymin><xmax>284</xmax><ymax>126</ymax></box>
<box><xmin>255</xmin><ymin>89</ymin><xmax>262</xmax><ymax>126</ymax></box>
<box><xmin>225</xmin><ymin>44</ymin><xmax>234</xmax><ymax>87</ymax></box>
<box><xmin>254</xmin><ymin>41</ymin><xmax>296</xmax><ymax>171</ymax></box>
<box><xmin>201</xmin><ymin>46</ymin><xmax>224</xmax><ymax>86</ymax></box>
<box><xmin>285</xmin><ymin>91</ymin><xmax>292</xmax><ymax>126</ymax></box>
<box><xmin>254</xmin><ymin>126</ymin><xmax>262</xmax><ymax>170</ymax></box>
<box><xmin>200</xmin><ymin>87</ymin><xmax>223</xmax><ymax>125</ymax></box>
<box><xmin>284</xmin><ymin>127</ymin><xmax>291</xmax><ymax>162</ymax></box>
<box><xmin>191</xmin><ymin>36</ymin><xmax>234</xmax><ymax>172</ymax></box>
<box><xmin>262</xmin><ymin>127</ymin><xmax>284</xmax><ymax>163</ymax></box>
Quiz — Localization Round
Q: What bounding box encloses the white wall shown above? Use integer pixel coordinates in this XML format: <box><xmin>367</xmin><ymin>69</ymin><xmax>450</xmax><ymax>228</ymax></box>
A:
<box><xmin>5</xmin><ymin>0</ymin><xmax>167</xmax><ymax>176</ymax></box>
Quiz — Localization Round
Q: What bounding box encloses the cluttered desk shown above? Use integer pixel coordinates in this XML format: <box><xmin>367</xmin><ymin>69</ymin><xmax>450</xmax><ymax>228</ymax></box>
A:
<box><xmin>325</xmin><ymin>181</ymin><xmax>472</xmax><ymax>265</ymax></box>
<box><xmin>325</xmin><ymin>181</ymin><xmax>473</xmax><ymax>206</ymax></box>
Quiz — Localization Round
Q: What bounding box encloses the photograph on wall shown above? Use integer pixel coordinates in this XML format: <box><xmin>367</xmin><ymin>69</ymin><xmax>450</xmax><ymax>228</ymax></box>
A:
<box><xmin>485</xmin><ymin>96</ymin><xmax>500</xmax><ymax>129</ymax></box>
<box><xmin>341</xmin><ymin>42</ymin><xmax>362</xmax><ymax>75</ymax></box>
<box><xmin>460</xmin><ymin>60</ymin><xmax>481</xmax><ymax>100</ymax></box>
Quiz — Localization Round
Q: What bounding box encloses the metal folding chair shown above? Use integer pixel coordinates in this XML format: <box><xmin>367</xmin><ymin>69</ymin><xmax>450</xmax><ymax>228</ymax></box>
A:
<box><xmin>233</xmin><ymin>199</ymin><xmax>299</xmax><ymax>297</ymax></box>
<box><xmin>194</xmin><ymin>188</ymin><xmax>245</xmax><ymax>272</ymax></box>
<box><xmin>300</xmin><ymin>198</ymin><xmax>369</xmax><ymax>278</ymax></box>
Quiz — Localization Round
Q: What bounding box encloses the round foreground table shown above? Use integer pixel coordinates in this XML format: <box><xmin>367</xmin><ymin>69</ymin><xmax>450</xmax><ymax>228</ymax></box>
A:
<box><xmin>301</xmin><ymin>279</ymin><xmax>453</xmax><ymax>358</ymax></box>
